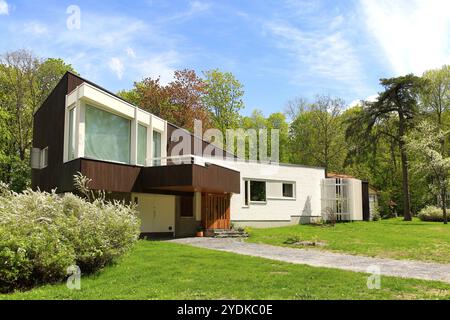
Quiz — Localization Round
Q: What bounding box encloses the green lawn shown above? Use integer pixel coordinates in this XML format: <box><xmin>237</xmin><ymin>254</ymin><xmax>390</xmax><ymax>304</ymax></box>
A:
<box><xmin>247</xmin><ymin>218</ymin><xmax>450</xmax><ymax>263</ymax></box>
<box><xmin>2</xmin><ymin>240</ymin><xmax>450</xmax><ymax>300</ymax></box>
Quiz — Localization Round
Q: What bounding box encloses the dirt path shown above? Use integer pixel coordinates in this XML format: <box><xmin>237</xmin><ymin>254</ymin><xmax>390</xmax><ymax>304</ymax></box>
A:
<box><xmin>171</xmin><ymin>237</ymin><xmax>450</xmax><ymax>283</ymax></box>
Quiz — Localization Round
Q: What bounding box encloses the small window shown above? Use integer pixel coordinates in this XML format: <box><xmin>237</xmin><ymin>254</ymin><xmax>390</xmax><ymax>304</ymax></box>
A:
<box><xmin>244</xmin><ymin>180</ymin><xmax>249</xmax><ymax>206</ymax></box>
<box><xmin>282</xmin><ymin>183</ymin><xmax>294</xmax><ymax>198</ymax></box>
<box><xmin>68</xmin><ymin>107</ymin><xmax>75</xmax><ymax>160</ymax></box>
<box><xmin>180</xmin><ymin>196</ymin><xmax>194</xmax><ymax>217</ymax></box>
<box><xmin>40</xmin><ymin>147</ymin><xmax>48</xmax><ymax>169</ymax></box>
<box><xmin>31</xmin><ymin>148</ymin><xmax>41</xmax><ymax>169</ymax></box>
<box><xmin>250</xmin><ymin>180</ymin><xmax>266</xmax><ymax>202</ymax></box>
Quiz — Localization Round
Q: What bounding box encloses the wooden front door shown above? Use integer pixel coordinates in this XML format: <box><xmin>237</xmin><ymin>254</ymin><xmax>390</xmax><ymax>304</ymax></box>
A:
<box><xmin>202</xmin><ymin>193</ymin><xmax>231</xmax><ymax>230</ymax></box>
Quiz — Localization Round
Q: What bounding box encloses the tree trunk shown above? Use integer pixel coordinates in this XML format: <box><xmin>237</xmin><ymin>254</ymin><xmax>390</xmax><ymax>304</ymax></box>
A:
<box><xmin>442</xmin><ymin>189</ymin><xmax>448</xmax><ymax>225</ymax></box>
<box><xmin>398</xmin><ymin>113</ymin><xmax>412</xmax><ymax>221</ymax></box>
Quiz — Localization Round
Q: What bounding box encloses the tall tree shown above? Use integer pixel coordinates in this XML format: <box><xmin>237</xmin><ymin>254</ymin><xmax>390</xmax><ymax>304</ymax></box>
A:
<box><xmin>289</xmin><ymin>95</ymin><xmax>347</xmax><ymax>173</ymax></box>
<box><xmin>203</xmin><ymin>69</ymin><xmax>244</xmax><ymax>135</ymax></box>
<box><xmin>118</xmin><ymin>69</ymin><xmax>211</xmax><ymax>131</ymax></box>
<box><xmin>0</xmin><ymin>49</ymin><xmax>75</xmax><ymax>190</ymax></box>
<box><xmin>421</xmin><ymin>65</ymin><xmax>450</xmax><ymax>155</ymax></box>
<box><xmin>406</xmin><ymin>121</ymin><xmax>450</xmax><ymax>224</ymax></box>
<box><xmin>346</xmin><ymin>75</ymin><xmax>424</xmax><ymax>221</ymax></box>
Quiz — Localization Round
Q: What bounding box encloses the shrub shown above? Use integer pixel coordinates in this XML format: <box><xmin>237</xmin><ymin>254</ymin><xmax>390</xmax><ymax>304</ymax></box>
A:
<box><xmin>0</xmin><ymin>186</ymin><xmax>140</xmax><ymax>293</ymax></box>
<box><xmin>417</xmin><ymin>205</ymin><xmax>447</xmax><ymax>222</ymax></box>
<box><xmin>371</xmin><ymin>204</ymin><xmax>381</xmax><ymax>221</ymax></box>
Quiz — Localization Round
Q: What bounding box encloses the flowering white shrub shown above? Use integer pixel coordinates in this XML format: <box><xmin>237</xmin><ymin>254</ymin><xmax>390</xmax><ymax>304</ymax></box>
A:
<box><xmin>0</xmin><ymin>186</ymin><xmax>140</xmax><ymax>293</ymax></box>
<box><xmin>417</xmin><ymin>205</ymin><xmax>447</xmax><ymax>222</ymax></box>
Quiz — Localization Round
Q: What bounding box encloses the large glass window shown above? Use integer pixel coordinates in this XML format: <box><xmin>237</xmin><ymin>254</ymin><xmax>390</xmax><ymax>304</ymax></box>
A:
<box><xmin>137</xmin><ymin>124</ymin><xmax>147</xmax><ymax>166</ymax></box>
<box><xmin>68</xmin><ymin>108</ymin><xmax>75</xmax><ymax>160</ymax></box>
<box><xmin>85</xmin><ymin>105</ymin><xmax>131</xmax><ymax>164</ymax></box>
<box><xmin>152</xmin><ymin>130</ymin><xmax>161</xmax><ymax>166</ymax></box>
<box><xmin>250</xmin><ymin>180</ymin><xmax>266</xmax><ymax>202</ymax></box>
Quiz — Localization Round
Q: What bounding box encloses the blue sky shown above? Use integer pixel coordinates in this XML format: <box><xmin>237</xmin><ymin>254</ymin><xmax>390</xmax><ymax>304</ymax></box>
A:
<box><xmin>0</xmin><ymin>0</ymin><xmax>449</xmax><ymax>116</ymax></box>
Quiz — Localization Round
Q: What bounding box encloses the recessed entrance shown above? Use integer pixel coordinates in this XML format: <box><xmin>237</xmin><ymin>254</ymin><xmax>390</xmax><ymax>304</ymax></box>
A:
<box><xmin>202</xmin><ymin>193</ymin><xmax>231</xmax><ymax>230</ymax></box>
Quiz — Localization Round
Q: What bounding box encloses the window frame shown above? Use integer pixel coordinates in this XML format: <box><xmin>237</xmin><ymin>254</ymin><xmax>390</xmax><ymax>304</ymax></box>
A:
<box><xmin>152</xmin><ymin>129</ymin><xmax>162</xmax><ymax>166</ymax></box>
<box><xmin>282</xmin><ymin>182</ymin><xmax>294</xmax><ymax>198</ymax></box>
<box><xmin>137</xmin><ymin>123</ymin><xmax>148</xmax><ymax>166</ymax></box>
<box><xmin>84</xmin><ymin>104</ymin><xmax>132</xmax><ymax>165</ymax></box>
<box><xmin>249</xmin><ymin>180</ymin><xmax>267</xmax><ymax>203</ymax></box>
<box><xmin>40</xmin><ymin>147</ymin><xmax>49</xmax><ymax>169</ymax></box>
<box><xmin>67</xmin><ymin>106</ymin><xmax>76</xmax><ymax>161</ymax></box>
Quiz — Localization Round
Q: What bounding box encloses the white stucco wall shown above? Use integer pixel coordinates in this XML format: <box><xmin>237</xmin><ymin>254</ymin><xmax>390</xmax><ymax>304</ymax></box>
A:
<box><xmin>206</xmin><ymin>158</ymin><xmax>325</xmax><ymax>224</ymax></box>
<box><xmin>347</xmin><ymin>178</ymin><xmax>363</xmax><ymax>221</ymax></box>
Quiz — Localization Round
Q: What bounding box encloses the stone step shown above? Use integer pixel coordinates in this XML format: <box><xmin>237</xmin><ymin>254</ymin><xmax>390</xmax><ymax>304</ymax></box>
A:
<box><xmin>207</xmin><ymin>229</ymin><xmax>249</xmax><ymax>238</ymax></box>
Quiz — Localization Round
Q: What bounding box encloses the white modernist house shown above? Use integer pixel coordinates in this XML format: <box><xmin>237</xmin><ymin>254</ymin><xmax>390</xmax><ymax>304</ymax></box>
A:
<box><xmin>31</xmin><ymin>72</ymin><xmax>371</xmax><ymax>238</ymax></box>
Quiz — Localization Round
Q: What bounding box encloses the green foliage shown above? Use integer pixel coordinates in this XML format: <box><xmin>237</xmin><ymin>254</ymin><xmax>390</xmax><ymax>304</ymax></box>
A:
<box><xmin>0</xmin><ymin>186</ymin><xmax>140</xmax><ymax>293</ymax></box>
<box><xmin>288</xmin><ymin>95</ymin><xmax>347</xmax><ymax>172</ymax></box>
<box><xmin>371</xmin><ymin>204</ymin><xmax>381</xmax><ymax>221</ymax></box>
<box><xmin>203</xmin><ymin>69</ymin><xmax>244</xmax><ymax>133</ymax></box>
<box><xmin>0</xmin><ymin>50</ymin><xmax>76</xmax><ymax>192</ymax></box>
<box><xmin>417</xmin><ymin>206</ymin><xmax>447</xmax><ymax>222</ymax></box>
<box><xmin>405</xmin><ymin>120</ymin><xmax>450</xmax><ymax>222</ymax></box>
<box><xmin>283</xmin><ymin>236</ymin><xmax>301</xmax><ymax>244</ymax></box>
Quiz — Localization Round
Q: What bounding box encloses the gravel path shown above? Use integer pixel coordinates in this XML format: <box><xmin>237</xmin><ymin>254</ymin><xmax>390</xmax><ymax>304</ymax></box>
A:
<box><xmin>170</xmin><ymin>237</ymin><xmax>450</xmax><ymax>283</ymax></box>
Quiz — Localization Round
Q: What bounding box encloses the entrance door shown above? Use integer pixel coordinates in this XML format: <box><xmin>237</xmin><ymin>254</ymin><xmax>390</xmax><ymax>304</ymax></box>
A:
<box><xmin>133</xmin><ymin>193</ymin><xmax>176</xmax><ymax>235</ymax></box>
<box><xmin>202</xmin><ymin>193</ymin><xmax>231</xmax><ymax>230</ymax></box>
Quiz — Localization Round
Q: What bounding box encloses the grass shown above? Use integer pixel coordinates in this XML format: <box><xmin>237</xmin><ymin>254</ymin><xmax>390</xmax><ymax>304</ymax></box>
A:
<box><xmin>246</xmin><ymin>218</ymin><xmax>450</xmax><ymax>263</ymax></box>
<box><xmin>2</xmin><ymin>240</ymin><xmax>450</xmax><ymax>300</ymax></box>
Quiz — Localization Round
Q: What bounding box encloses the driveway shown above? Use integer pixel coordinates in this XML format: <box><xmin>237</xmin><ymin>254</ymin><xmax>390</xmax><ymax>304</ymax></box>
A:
<box><xmin>171</xmin><ymin>237</ymin><xmax>450</xmax><ymax>283</ymax></box>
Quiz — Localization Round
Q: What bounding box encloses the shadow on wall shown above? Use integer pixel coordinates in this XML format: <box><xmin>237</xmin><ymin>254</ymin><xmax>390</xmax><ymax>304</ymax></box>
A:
<box><xmin>302</xmin><ymin>196</ymin><xmax>312</xmax><ymax>217</ymax></box>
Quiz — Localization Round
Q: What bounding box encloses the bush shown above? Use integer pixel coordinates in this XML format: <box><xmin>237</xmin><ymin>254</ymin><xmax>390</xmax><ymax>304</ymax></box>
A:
<box><xmin>417</xmin><ymin>205</ymin><xmax>448</xmax><ymax>222</ymax></box>
<box><xmin>0</xmin><ymin>186</ymin><xmax>140</xmax><ymax>293</ymax></box>
<box><xmin>371</xmin><ymin>204</ymin><xmax>381</xmax><ymax>221</ymax></box>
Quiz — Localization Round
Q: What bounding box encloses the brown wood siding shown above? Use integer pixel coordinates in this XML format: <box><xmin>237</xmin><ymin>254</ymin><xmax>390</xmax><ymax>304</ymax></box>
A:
<box><xmin>140</xmin><ymin>163</ymin><xmax>240</xmax><ymax>194</ymax></box>
<box><xmin>192</xmin><ymin>164</ymin><xmax>240</xmax><ymax>194</ymax></box>
<box><xmin>80</xmin><ymin>159</ymin><xmax>141</xmax><ymax>193</ymax></box>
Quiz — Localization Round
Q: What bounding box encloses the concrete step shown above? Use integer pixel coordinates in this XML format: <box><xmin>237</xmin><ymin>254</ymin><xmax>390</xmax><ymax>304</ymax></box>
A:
<box><xmin>206</xmin><ymin>229</ymin><xmax>249</xmax><ymax>238</ymax></box>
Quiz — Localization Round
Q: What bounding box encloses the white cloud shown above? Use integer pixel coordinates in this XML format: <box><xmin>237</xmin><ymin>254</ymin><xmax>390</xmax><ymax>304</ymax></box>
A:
<box><xmin>349</xmin><ymin>94</ymin><xmax>378</xmax><ymax>108</ymax></box>
<box><xmin>23</xmin><ymin>22</ymin><xmax>48</xmax><ymax>36</ymax></box>
<box><xmin>43</xmin><ymin>12</ymin><xmax>183</xmax><ymax>86</ymax></box>
<box><xmin>158</xmin><ymin>0</ymin><xmax>211</xmax><ymax>23</ymax></box>
<box><xmin>108</xmin><ymin>57</ymin><xmax>124</xmax><ymax>79</ymax></box>
<box><xmin>265</xmin><ymin>20</ymin><xmax>365</xmax><ymax>92</ymax></box>
<box><xmin>0</xmin><ymin>0</ymin><xmax>9</xmax><ymax>15</ymax></box>
<box><xmin>360</xmin><ymin>0</ymin><xmax>450</xmax><ymax>75</ymax></box>
<box><xmin>126</xmin><ymin>47</ymin><xmax>136</xmax><ymax>58</ymax></box>
<box><xmin>133</xmin><ymin>50</ymin><xmax>180</xmax><ymax>84</ymax></box>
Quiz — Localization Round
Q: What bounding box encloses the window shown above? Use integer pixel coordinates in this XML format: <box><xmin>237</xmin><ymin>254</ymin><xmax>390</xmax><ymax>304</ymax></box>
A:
<box><xmin>180</xmin><ymin>196</ymin><xmax>194</xmax><ymax>217</ymax></box>
<box><xmin>40</xmin><ymin>147</ymin><xmax>49</xmax><ymax>169</ymax></box>
<box><xmin>84</xmin><ymin>105</ymin><xmax>131</xmax><ymax>164</ymax></box>
<box><xmin>282</xmin><ymin>183</ymin><xmax>294</xmax><ymax>198</ymax></box>
<box><xmin>250</xmin><ymin>180</ymin><xmax>266</xmax><ymax>202</ymax></box>
<box><xmin>244</xmin><ymin>180</ymin><xmax>249</xmax><ymax>206</ymax></box>
<box><xmin>152</xmin><ymin>130</ymin><xmax>161</xmax><ymax>166</ymax></box>
<box><xmin>137</xmin><ymin>124</ymin><xmax>147</xmax><ymax>166</ymax></box>
<box><xmin>68</xmin><ymin>107</ymin><xmax>75</xmax><ymax>160</ymax></box>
